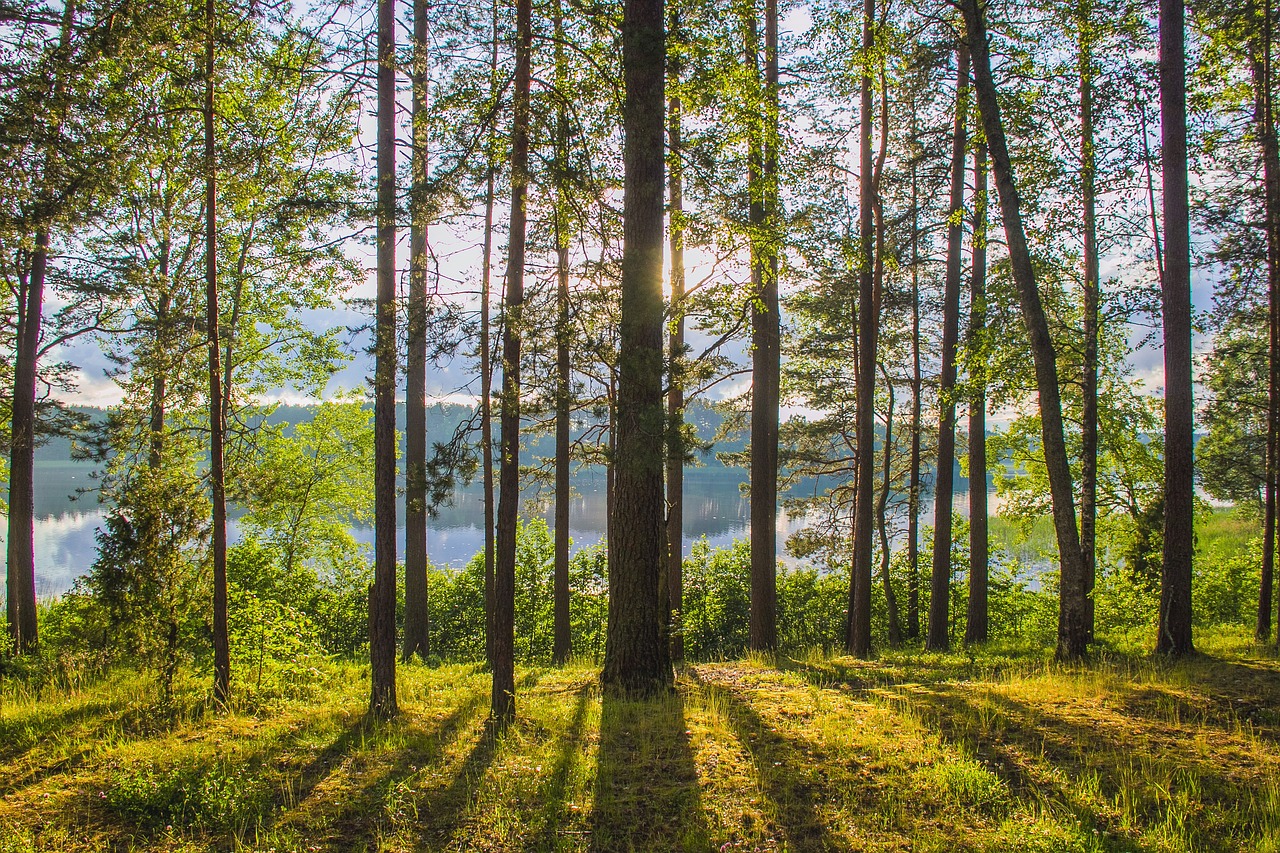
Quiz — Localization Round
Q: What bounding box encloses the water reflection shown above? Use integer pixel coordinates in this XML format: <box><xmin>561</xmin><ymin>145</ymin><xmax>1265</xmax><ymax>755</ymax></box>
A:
<box><xmin>4</xmin><ymin>461</ymin><xmax>991</xmax><ymax>599</ymax></box>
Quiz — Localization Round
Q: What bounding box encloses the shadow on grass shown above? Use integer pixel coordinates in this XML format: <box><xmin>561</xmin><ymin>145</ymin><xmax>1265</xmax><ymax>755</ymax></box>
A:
<box><xmin>309</xmin><ymin>691</ymin><xmax>491</xmax><ymax>850</ymax></box>
<box><xmin>531</xmin><ymin>683</ymin><xmax>593</xmax><ymax>851</ymax></box>
<box><xmin>589</xmin><ymin>688</ymin><xmax>707</xmax><ymax>852</ymax></box>
<box><xmin>896</xmin><ymin>681</ymin><xmax>1264</xmax><ymax>852</ymax></box>
<box><xmin>411</xmin><ymin>714</ymin><xmax>505</xmax><ymax>849</ymax></box>
<box><xmin>688</xmin><ymin>670</ymin><xmax>849</xmax><ymax>852</ymax></box>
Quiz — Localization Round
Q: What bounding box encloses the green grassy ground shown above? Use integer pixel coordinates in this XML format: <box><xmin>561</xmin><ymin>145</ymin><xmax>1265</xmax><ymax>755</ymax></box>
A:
<box><xmin>1</xmin><ymin>630</ymin><xmax>1278</xmax><ymax>852</ymax></box>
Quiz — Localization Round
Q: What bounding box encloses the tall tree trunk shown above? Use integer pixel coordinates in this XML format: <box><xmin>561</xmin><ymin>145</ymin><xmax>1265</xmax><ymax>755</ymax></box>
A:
<box><xmin>495</xmin><ymin>0</ymin><xmax>532</xmax><ymax>721</ymax></box>
<box><xmin>666</xmin><ymin>8</ymin><xmax>686</xmax><ymax>662</ymax></box>
<box><xmin>7</xmin><ymin>0</ymin><xmax>77</xmax><ymax>654</ymax></box>
<box><xmin>369</xmin><ymin>0</ymin><xmax>399</xmax><ymax>718</ymax></box>
<box><xmin>552</xmin><ymin>0</ymin><xmax>572</xmax><ymax>666</ymax></box>
<box><xmin>961</xmin><ymin>0</ymin><xmax>1091</xmax><ymax>660</ymax></box>
<box><xmin>602</xmin><ymin>0</ymin><xmax>672</xmax><ymax>695</ymax></box>
<box><xmin>6</xmin><ymin>232</ymin><xmax>46</xmax><ymax>654</ymax></box>
<box><xmin>1156</xmin><ymin>0</ymin><xmax>1194</xmax><ymax>657</ymax></box>
<box><xmin>749</xmin><ymin>0</ymin><xmax>780</xmax><ymax>653</ymax></box>
<box><xmin>877</xmin><ymin>364</ymin><xmax>902</xmax><ymax>645</ymax></box>
<box><xmin>1079</xmin><ymin>12</ymin><xmax>1099</xmax><ymax>645</ymax></box>
<box><xmin>205</xmin><ymin>0</ymin><xmax>231</xmax><ymax>703</ymax></box>
<box><xmin>1254</xmin><ymin>5</ymin><xmax>1280</xmax><ymax>642</ymax></box>
<box><xmin>482</xmin><ymin>0</ymin><xmax>498</xmax><ymax>671</ymax></box>
<box><xmin>403</xmin><ymin>0</ymin><xmax>431</xmax><ymax>663</ymax></box>
<box><xmin>847</xmin><ymin>0</ymin><xmax>876</xmax><ymax>659</ymax></box>
<box><xmin>926</xmin><ymin>45</ymin><xmax>970</xmax><ymax>653</ymax></box>
<box><xmin>907</xmin><ymin>119</ymin><xmax>922</xmax><ymax>642</ymax></box>
<box><xmin>965</xmin><ymin>141</ymin><xmax>990</xmax><ymax>645</ymax></box>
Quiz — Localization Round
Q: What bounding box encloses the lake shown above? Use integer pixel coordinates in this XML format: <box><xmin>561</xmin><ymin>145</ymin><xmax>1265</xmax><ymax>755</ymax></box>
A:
<box><xmin>2</xmin><ymin>460</ymin><xmax>999</xmax><ymax>599</ymax></box>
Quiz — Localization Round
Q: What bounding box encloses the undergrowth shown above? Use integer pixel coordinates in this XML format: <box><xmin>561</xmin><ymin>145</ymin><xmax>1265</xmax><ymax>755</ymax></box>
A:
<box><xmin>0</xmin><ymin>629</ymin><xmax>1276</xmax><ymax>852</ymax></box>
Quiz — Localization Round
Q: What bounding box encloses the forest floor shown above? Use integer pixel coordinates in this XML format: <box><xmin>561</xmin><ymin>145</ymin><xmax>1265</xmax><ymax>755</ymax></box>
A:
<box><xmin>0</xmin><ymin>630</ymin><xmax>1278</xmax><ymax>853</ymax></box>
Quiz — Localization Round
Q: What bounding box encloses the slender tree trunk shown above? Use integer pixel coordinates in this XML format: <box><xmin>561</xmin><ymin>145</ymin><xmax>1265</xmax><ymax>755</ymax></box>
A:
<box><xmin>6</xmin><ymin>2</ymin><xmax>83</xmax><ymax>654</ymax></box>
<box><xmin>907</xmin><ymin>130</ymin><xmax>922</xmax><ymax>643</ymax></box>
<box><xmin>877</xmin><ymin>365</ymin><xmax>902</xmax><ymax>646</ymax></box>
<box><xmin>1254</xmin><ymin>8</ymin><xmax>1280</xmax><ymax>642</ymax></box>
<box><xmin>6</xmin><ymin>232</ymin><xmax>46</xmax><ymax>653</ymax></box>
<box><xmin>666</xmin><ymin>10</ymin><xmax>686</xmax><ymax>662</ymax></box>
<box><xmin>847</xmin><ymin>0</ymin><xmax>876</xmax><ymax>659</ymax></box>
<box><xmin>482</xmin><ymin>0</ymin><xmax>498</xmax><ymax>670</ymax></box>
<box><xmin>403</xmin><ymin>0</ymin><xmax>431</xmax><ymax>663</ymax></box>
<box><xmin>1156</xmin><ymin>0</ymin><xmax>1194</xmax><ymax>657</ymax></box>
<box><xmin>927</xmin><ymin>45</ymin><xmax>970</xmax><ymax>653</ymax></box>
<box><xmin>494</xmin><ymin>0</ymin><xmax>532</xmax><ymax>721</ymax></box>
<box><xmin>961</xmin><ymin>0</ymin><xmax>1090</xmax><ymax>660</ymax></box>
<box><xmin>369</xmin><ymin>0</ymin><xmax>399</xmax><ymax>718</ymax></box>
<box><xmin>205</xmin><ymin>0</ymin><xmax>231</xmax><ymax>703</ymax></box>
<box><xmin>602</xmin><ymin>0</ymin><xmax>672</xmax><ymax>695</ymax></box>
<box><xmin>749</xmin><ymin>0</ymin><xmax>780</xmax><ymax>653</ymax></box>
<box><xmin>965</xmin><ymin>141</ymin><xmax>990</xmax><ymax>645</ymax></box>
<box><xmin>552</xmin><ymin>0</ymin><xmax>572</xmax><ymax>666</ymax></box>
<box><xmin>1079</xmin><ymin>15</ymin><xmax>1099</xmax><ymax>645</ymax></box>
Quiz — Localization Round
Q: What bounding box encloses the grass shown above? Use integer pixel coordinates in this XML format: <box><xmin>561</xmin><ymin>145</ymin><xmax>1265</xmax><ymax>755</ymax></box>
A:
<box><xmin>0</xmin><ymin>630</ymin><xmax>1278</xmax><ymax>852</ymax></box>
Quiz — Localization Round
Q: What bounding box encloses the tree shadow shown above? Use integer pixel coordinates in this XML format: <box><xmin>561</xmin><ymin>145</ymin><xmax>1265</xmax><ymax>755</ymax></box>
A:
<box><xmin>1112</xmin><ymin>655</ymin><xmax>1280</xmax><ymax>741</ymax></box>
<box><xmin>589</xmin><ymin>688</ymin><xmax>707</xmax><ymax>852</ymax></box>
<box><xmin>529</xmin><ymin>683</ymin><xmax>593</xmax><ymax>851</ymax></box>
<box><xmin>687</xmin><ymin>670</ymin><xmax>849</xmax><ymax>852</ymax></box>
<box><xmin>900</xmin><ymin>682</ymin><xmax>1257</xmax><ymax>852</ymax></box>
<box><xmin>411</xmin><ymin>714</ymin><xmax>506</xmax><ymax>849</ymax></box>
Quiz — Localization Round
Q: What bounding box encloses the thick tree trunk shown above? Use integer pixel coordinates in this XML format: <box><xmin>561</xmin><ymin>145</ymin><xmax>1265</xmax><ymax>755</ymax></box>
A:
<box><xmin>602</xmin><ymin>0</ymin><xmax>672</xmax><ymax>695</ymax></box>
<box><xmin>1156</xmin><ymin>0</ymin><xmax>1195</xmax><ymax>657</ymax></box>
<box><xmin>1079</xmin><ymin>19</ymin><xmax>1099</xmax><ymax>645</ymax></box>
<box><xmin>369</xmin><ymin>0</ymin><xmax>399</xmax><ymax>717</ymax></box>
<box><xmin>749</xmin><ymin>0</ymin><xmax>780</xmax><ymax>653</ymax></box>
<box><xmin>847</xmin><ymin>0</ymin><xmax>876</xmax><ymax>659</ymax></box>
<box><xmin>494</xmin><ymin>0</ymin><xmax>532</xmax><ymax>721</ymax></box>
<box><xmin>6</xmin><ymin>231</ymin><xmax>46</xmax><ymax>654</ymax></box>
<box><xmin>552</xmin><ymin>0</ymin><xmax>572</xmax><ymax>666</ymax></box>
<box><xmin>927</xmin><ymin>45</ymin><xmax>970</xmax><ymax>653</ymax></box>
<box><xmin>205</xmin><ymin>0</ymin><xmax>231</xmax><ymax>704</ymax></box>
<box><xmin>666</xmin><ymin>16</ymin><xmax>686</xmax><ymax>662</ymax></box>
<box><xmin>482</xmin><ymin>0</ymin><xmax>498</xmax><ymax>670</ymax></box>
<box><xmin>961</xmin><ymin>0</ymin><xmax>1090</xmax><ymax>660</ymax></box>
<box><xmin>965</xmin><ymin>142</ymin><xmax>990</xmax><ymax>645</ymax></box>
<box><xmin>403</xmin><ymin>0</ymin><xmax>431</xmax><ymax>663</ymax></box>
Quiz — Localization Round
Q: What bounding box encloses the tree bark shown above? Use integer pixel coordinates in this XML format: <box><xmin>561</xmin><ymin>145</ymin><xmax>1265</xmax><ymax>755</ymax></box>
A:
<box><xmin>749</xmin><ymin>0</ymin><xmax>780</xmax><ymax>653</ymax></box>
<box><xmin>6</xmin><ymin>231</ymin><xmax>46</xmax><ymax>653</ymax></box>
<box><xmin>369</xmin><ymin>0</ymin><xmax>399</xmax><ymax>717</ymax></box>
<box><xmin>960</xmin><ymin>0</ymin><xmax>1091</xmax><ymax>660</ymax></box>
<box><xmin>494</xmin><ymin>0</ymin><xmax>532</xmax><ymax>721</ymax></box>
<box><xmin>403</xmin><ymin>0</ymin><xmax>431</xmax><ymax>663</ymax></box>
<box><xmin>666</xmin><ymin>10</ymin><xmax>686</xmax><ymax>662</ymax></box>
<box><xmin>907</xmin><ymin>118</ymin><xmax>922</xmax><ymax>642</ymax></box>
<box><xmin>482</xmin><ymin>0</ymin><xmax>498</xmax><ymax>671</ymax></box>
<box><xmin>1253</xmin><ymin>8</ymin><xmax>1279</xmax><ymax>642</ymax></box>
<box><xmin>552</xmin><ymin>0</ymin><xmax>572</xmax><ymax>667</ymax></box>
<box><xmin>1156</xmin><ymin>0</ymin><xmax>1194</xmax><ymax>657</ymax></box>
<box><xmin>205</xmin><ymin>0</ymin><xmax>231</xmax><ymax>704</ymax></box>
<box><xmin>927</xmin><ymin>45</ymin><xmax>970</xmax><ymax>653</ymax></box>
<box><xmin>877</xmin><ymin>365</ymin><xmax>902</xmax><ymax>646</ymax></box>
<box><xmin>965</xmin><ymin>141</ymin><xmax>990</xmax><ymax>645</ymax></box>
<box><xmin>602</xmin><ymin>0</ymin><xmax>672</xmax><ymax>695</ymax></box>
<box><xmin>847</xmin><ymin>0</ymin><xmax>876</xmax><ymax>659</ymax></box>
<box><xmin>1079</xmin><ymin>12</ymin><xmax>1099</xmax><ymax>645</ymax></box>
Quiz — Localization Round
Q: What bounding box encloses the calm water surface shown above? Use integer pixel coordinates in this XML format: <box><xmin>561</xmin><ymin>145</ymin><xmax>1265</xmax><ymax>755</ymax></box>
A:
<box><xmin>3</xmin><ymin>461</ymin><xmax>1000</xmax><ymax>599</ymax></box>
